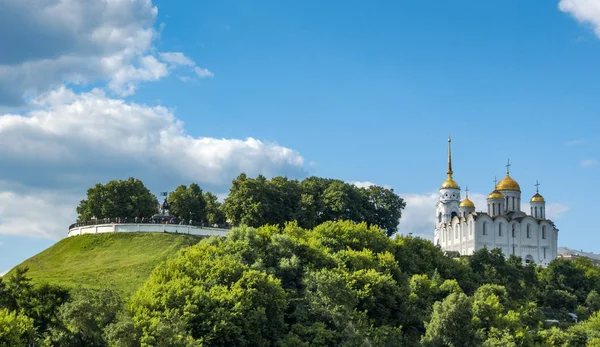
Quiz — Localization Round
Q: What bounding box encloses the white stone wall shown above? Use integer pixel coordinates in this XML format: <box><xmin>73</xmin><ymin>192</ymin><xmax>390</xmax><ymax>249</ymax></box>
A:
<box><xmin>436</xmin><ymin>213</ymin><xmax>558</xmax><ymax>266</ymax></box>
<box><xmin>68</xmin><ymin>223</ymin><xmax>229</xmax><ymax>238</ymax></box>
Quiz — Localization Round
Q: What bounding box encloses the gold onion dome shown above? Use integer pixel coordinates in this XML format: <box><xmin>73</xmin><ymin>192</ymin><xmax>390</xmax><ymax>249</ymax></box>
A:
<box><xmin>531</xmin><ymin>193</ymin><xmax>545</xmax><ymax>203</ymax></box>
<box><xmin>441</xmin><ymin>176</ymin><xmax>460</xmax><ymax>189</ymax></box>
<box><xmin>460</xmin><ymin>196</ymin><xmax>475</xmax><ymax>208</ymax></box>
<box><xmin>488</xmin><ymin>189</ymin><xmax>504</xmax><ymax>200</ymax></box>
<box><xmin>496</xmin><ymin>174</ymin><xmax>521</xmax><ymax>191</ymax></box>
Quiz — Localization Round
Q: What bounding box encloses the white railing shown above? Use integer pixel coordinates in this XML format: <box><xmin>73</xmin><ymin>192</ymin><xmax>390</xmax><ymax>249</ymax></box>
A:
<box><xmin>67</xmin><ymin>223</ymin><xmax>229</xmax><ymax>238</ymax></box>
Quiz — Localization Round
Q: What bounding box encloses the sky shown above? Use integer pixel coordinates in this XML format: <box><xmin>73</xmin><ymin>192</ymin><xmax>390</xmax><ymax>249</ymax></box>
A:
<box><xmin>1</xmin><ymin>0</ymin><xmax>600</xmax><ymax>275</ymax></box>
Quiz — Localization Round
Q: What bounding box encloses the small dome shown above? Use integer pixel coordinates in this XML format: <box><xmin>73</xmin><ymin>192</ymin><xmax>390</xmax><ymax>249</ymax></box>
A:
<box><xmin>441</xmin><ymin>176</ymin><xmax>459</xmax><ymax>189</ymax></box>
<box><xmin>497</xmin><ymin>174</ymin><xmax>520</xmax><ymax>191</ymax></box>
<box><xmin>460</xmin><ymin>197</ymin><xmax>475</xmax><ymax>208</ymax></box>
<box><xmin>531</xmin><ymin>193</ymin><xmax>545</xmax><ymax>203</ymax></box>
<box><xmin>488</xmin><ymin>190</ymin><xmax>504</xmax><ymax>200</ymax></box>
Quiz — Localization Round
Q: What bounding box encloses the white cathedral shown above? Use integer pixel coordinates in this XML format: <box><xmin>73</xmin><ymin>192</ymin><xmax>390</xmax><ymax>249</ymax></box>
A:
<box><xmin>433</xmin><ymin>137</ymin><xmax>558</xmax><ymax>266</ymax></box>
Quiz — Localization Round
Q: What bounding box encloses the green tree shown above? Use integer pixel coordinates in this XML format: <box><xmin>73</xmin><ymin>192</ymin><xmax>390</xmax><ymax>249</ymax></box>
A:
<box><xmin>167</xmin><ymin>183</ymin><xmax>207</xmax><ymax>222</ymax></box>
<box><xmin>223</xmin><ymin>173</ymin><xmax>270</xmax><ymax>227</ymax></box>
<box><xmin>361</xmin><ymin>185</ymin><xmax>405</xmax><ymax>236</ymax></box>
<box><xmin>422</xmin><ymin>292</ymin><xmax>479</xmax><ymax>347</ymax></box>
<box><xmin>204</xmin><ymin>191</ymin><xmax>226</xmax><ymax>225</ymax></box>
<box><xmin>130</xmin><ymin>239</ymin><xmax>287</xmax><ymax>346</ymax></box>
<box><xmin>587</xmin><ymin>290</ymin><xmax>600</xmax><ymax>313</ymax></box>
<box><xmin>2</xmin><ymin>267</ymin><xmax>69</xmax><ymax>336</ymax></box>
<box><xmin>0</xmin><ymin>309</ymin><xmax>35</xmax><ymax>347</ymax></box>
<box><xmin>49</xmin><ymin>287</ymin><xmax>123</xmax><ymax>347</ymax></box>
<box><xmin>76</xmin><ymin>177</ymin><xmax>158</xmax><ymax>221</ymax></box>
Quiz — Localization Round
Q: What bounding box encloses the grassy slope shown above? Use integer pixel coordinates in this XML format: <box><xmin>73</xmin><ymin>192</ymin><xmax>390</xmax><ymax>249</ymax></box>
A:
<box><xmin>8</xmin><ymin>232</ymin><xmax>204</xmax><ymax>297</ymax></box>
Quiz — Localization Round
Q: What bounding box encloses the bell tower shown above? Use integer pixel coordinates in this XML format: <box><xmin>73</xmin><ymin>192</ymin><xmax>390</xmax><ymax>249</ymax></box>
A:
<box><xmin>436</xmin><ymin>136</ymin><xmax>461</xmax><ymax>224</ymax></box>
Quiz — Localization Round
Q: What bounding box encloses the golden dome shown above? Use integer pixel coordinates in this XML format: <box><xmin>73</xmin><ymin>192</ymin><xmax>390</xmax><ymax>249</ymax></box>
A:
<box><xmin>488</xmin><ymin>190</ymin><xmax>504</xmax><ymax>200</ymax></box>
<box><xmin>496</xmin><ymin>174</ymin><xmax>521</xmax><ymax>191</ymax></box>
<box><xmin>460</xmin><ymin>197</ymin><xmax>475</xmax><ymax>208</ymax></box>
<box><xmin>441</xmin><ymin>175</ymin><xmax>460</xmax><ymax>189</ymax></box>
<box><xmin>531</xmin><ymin>193</ymin><xmax>545</xmax><ymax>203</ymax></box>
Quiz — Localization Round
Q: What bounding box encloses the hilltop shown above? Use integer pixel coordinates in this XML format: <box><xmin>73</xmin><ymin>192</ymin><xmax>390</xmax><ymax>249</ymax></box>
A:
<box><xmin>6</xmin><ymin>232</ymin><xmax>205</xmax><ymax>296</ymax></box>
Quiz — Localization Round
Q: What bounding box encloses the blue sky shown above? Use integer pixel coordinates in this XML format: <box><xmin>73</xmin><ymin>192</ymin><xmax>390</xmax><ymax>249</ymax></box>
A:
<box><xmin>1</xmin><ymin>0</ymin><xmax>599</xmax><ymax>274</ymax></box>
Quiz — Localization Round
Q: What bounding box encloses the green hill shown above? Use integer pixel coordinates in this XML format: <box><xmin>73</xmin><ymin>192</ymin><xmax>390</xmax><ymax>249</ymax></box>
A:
<box><xmin>7</xmin><ymin>232</ymin><xmax>205</xmax><ymax>296</ymax></box>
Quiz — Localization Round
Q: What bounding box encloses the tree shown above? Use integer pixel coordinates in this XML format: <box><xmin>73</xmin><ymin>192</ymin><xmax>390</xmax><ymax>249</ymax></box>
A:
<box><xmin>167</xmin><ymin>183</ymin><xmax>207</xmax><ymax>222</ymax></box>
<box><xmin>130</xmin><ymin>240</ymin><xmax>287</xmax><ymax>346</ymax></box>
<box><xmin>76</xmin><ymin>178</ymin><xmax>158</xmax><ymax>221</ymax></box>
<box><xmin>49</xmin><ymin>287</ymin><xmax>124</xmax><ymax>346</ymax></box>
<box><xmin>0</xmin><ymin>309</ymin><xmax>35</xmax><ymax>347</ymax></box>
<box><xmin>204</xmin><ymin>191</ymin><xmax>226</xmax><ymax>225</ymax></box>
<box><xmin>362</xmin><ymin>185</ymin><xmax>405</xmax><ymax>236</ymax></box>
<box><xmin>223</xmin><ymin>174</ymin><xmax>271</xmax><ymax>227</ymax></box>
<box><xmin>422</xmin><ymin>292</ymin><xmax>479</xmax><ymax>347</ymax></box>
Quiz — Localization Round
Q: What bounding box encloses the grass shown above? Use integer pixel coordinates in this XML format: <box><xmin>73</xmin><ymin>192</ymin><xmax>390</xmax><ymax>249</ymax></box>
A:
<box><xmin>6</xmin><ymin>232</ymin><xmax>205</xmax><ymax>297</ymax></box>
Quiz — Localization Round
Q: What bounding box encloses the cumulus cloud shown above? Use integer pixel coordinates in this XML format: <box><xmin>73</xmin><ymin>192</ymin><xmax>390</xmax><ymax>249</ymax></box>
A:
<box><xmin>0</xmin><ymin>0</ymin><xmax>207</xmax><ymax>105</ymax></box>
<box><xmin>581</xmin><ymin>159</ymin><xmax>598</xmax><ymax>167</ymax></box>
<box><xmin>0</xmin><ymin>87</ymin><xmax>305</xmax><ymax>191</ymax></box>
<box><xmin>0</xmin><ymin>190</ymin><xmax>77</xmax><ymax>239</ymax></box>
<box><xmin>559</xmin><ymin>0</ymin><xmax>600</xmax><ymax>37</ymax></box>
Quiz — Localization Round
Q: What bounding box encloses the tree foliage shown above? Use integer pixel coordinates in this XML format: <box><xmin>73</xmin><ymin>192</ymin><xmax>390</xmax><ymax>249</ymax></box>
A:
<box><xmin>76</xmin><ymin>177</ymin><xmax>158</xmax><ymax>221</ymax></box>
<box><xmin>223</xmin><ymin>174</ymin><xmax>405</xmax><ymax>236</ymax></box>
<box><xmin>167</xmin><ymin>183</ymin><xmax>207</xmax><ymax>222</ymax></box>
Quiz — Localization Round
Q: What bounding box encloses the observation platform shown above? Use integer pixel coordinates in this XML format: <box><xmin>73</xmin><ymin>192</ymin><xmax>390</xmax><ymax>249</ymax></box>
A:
<box><xmin>68</xmin><ymin>220</ymin><xmax>230</xmax><ymax>238</ymax></box>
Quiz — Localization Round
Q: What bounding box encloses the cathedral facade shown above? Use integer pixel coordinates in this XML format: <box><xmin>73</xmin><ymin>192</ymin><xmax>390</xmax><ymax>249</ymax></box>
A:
<box><xmin>433</xmin><ymin>138</ymin><xmax>558</xmax><ymax>266</ymax></box>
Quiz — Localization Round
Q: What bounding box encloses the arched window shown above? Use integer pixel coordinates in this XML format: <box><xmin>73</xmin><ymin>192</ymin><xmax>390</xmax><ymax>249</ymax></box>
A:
<box><xmin>512</xmin><ymin>197</ymin><xmax>515</xmax><ymax>210</ymax></box>
<box><xmin>512</xmin><ymin>224</ymin><xmax>516</xmax><ymax>238</ymax></box>
<box><xmin>492</xmin><ymin>204</ymin><xmax>496</xmax><ymax>215</ymax></box>
<box><xmin>542</xmin><ymin>226</ymin><xmax>546</xmax><ymax>239</ymax></box>
<box><xmin>483</xmin><ymin>222</ymin><xmax>487</xmax><ymax>235</ymax></box>
<box><xmin>499</xmin><ymin>223</ymin><xmax>503</xmax><ymax>237</ymax></box>
<box><xmin>526</xmin><ymin>224</ymin><xmax>531</xmax><ymax>238</ymax></box>
<box><xmin>438</xmin><ymin>212</ymin><xmax>442</xmax><ymax>223</ymax></box>
<box><xmin>534</xmin><ymin>206</ymin><xmax>538</xmax><ymax>218</ymax></box>
<box><xmin>506</xmin><ymin>197</ymin><xmax>509</xmax><ymax>209</ymax></box>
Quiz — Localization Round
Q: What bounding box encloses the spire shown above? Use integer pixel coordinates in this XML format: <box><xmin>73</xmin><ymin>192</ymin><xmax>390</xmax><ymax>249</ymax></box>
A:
<box><xmin>506</xmin><ymin>158</ymin><xmax>511</xmax><ymax>175</ymax></box>
<box><xmin>535</xmin><ymin>180</ymin><xmax>540</xmax><ymax>193</ymax></box>
<box><xmin>447</xmin><ymin>135</ymin><xmax>453</xmax><ymax>176</ymax></box>
<box><xmin>440</xmin><ymin>135</ymin><xmax>459</xmax><ymax>189</ymax></box>
<box><xmin>493</xmin><ymin>176</ymin><xmax>498</xmax><ymax>188</ymax></box>
<box><xmin>465</xmin><ymin>186</ymin><xmax>469</xmax><ymax>198</ymax></box>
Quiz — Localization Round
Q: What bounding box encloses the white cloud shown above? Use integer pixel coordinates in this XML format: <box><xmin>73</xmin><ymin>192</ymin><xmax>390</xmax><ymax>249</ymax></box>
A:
<box><xmin>0</xmin><ymin>271</ymin><xmax>5</xmax><ymax>277</ymax></box>
<box><xmin>159</xmin><ymin>52</ymin><xmax>196</xmax><ymax>67</ymax></box>
<box><xmin>581</xmin><ymin>159</ymin><xmax>598</xmax><ymax>167</ymax></box>
<box><xmin>0</xmin><ymin>87</ymin><xmax>305</xmax><ymax>190</ymax></box>
<box><xmin>398</xmin><ymin>193</ymin><xmax>438</xmax><ymax>239</ymax></box>
<box><xmin>559</xmin><ymin>0</ymin><xmax>600</xmax><ymax>37</ymax></box>
<box><xmin>194</xmin><ymin>67</ymin><xmax>215</xmax><ymax>79</ymax></box>
<box><xmin>0</xmin><ymin>191</ymin><xmax>77</xmax><ymax>239</ymax></box>
<box><xmin>0</xmin><ymin>0</ymin><xmax>209</xmax><ymax>105</ymax></box>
